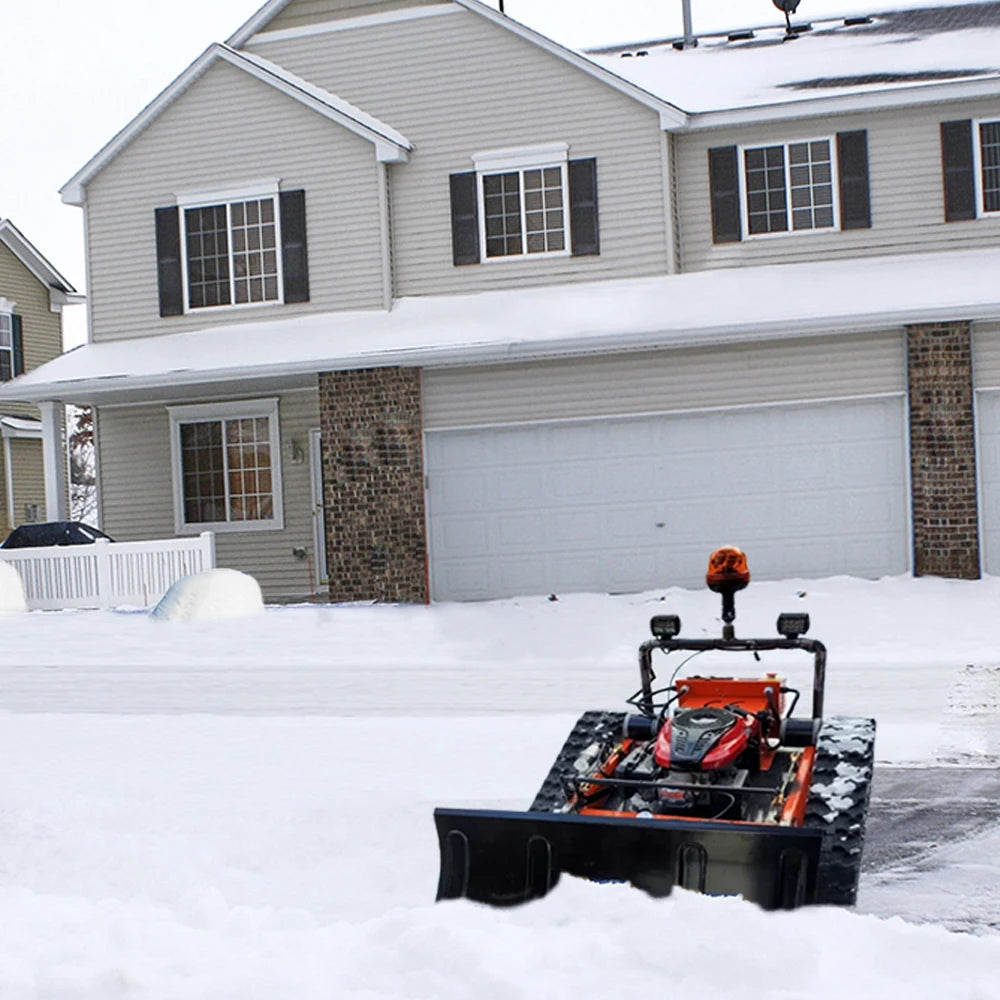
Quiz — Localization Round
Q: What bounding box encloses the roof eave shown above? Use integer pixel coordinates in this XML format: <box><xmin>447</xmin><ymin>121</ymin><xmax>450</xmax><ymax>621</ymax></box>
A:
<box><xmin>679</xmin><ymin>72</ymin><xmax>1000</xmax><ymax>131</ymax></box>
<box><xmin>9</xmin><ymin>297</ymin><xmax>1000</xmax><ymax>407</ymax></box>
<box><xmin>0</xmin><ymin>221</ymin><xmax>79</xmax><ymax>300</ymax></box>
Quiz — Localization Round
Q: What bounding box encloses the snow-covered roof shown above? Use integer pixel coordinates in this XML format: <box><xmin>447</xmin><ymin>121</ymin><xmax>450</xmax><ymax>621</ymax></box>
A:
<box><xmin>4</xmin><ymin>246</ymin><xmax>1000</xmax><ymax>405</ymax></box>
<box><xmin>0</xmin><ymin>220</ymin><xmax>82</xmax><ymax>312</ymax></box>
<box><xmin>60</xmin><ymin>43</ymin><xmax>412</xmax><ymax>206</ymax></box>
<box><xmin>584</xmin><ymin>2</ymin><xmax>1000</xmax><ymax>120</ymax></box>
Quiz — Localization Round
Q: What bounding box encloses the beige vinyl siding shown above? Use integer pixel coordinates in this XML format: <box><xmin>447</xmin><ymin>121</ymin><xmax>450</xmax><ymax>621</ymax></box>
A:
<box><xmin>675</xmin><ymin>98</ymin><xmax>1000</xmax><ymax>271</ymax></box>
<box><xmin>422</xmin><ymin>330</ymin><xmax>904</xmax><ymax>428</ymax></box>
<box><xmin>85</xmin><ymin>60</ymin><xmax>385</xmax><ymax>343</ymax></box>
<box><xmin>247</xmin><ymin>7</ymin><xmax>670</xmax><ymax>297</ymax></box>
<box><xmin>96</xmin><ymin>388</ymin><xmax>321</xmax><ymax>599</ymax></box>
<box><xmin>973</xmin><ymin>320</ymin><xmax>1000</xmax><ymax>387</ymax></box>
<box><xmin>8</xmin><ymin>438</ymin><xmax>45</xmax><ymax>526</ymax></box>
<box><xmin>0</xmin><ymin>242</ymin><xmax>61</xmax><ymax>419</ymax></box>
<box><xmin>264</xmin><ymin>0</ymin><xmax>438</xmax><ymax>32</ymax></box>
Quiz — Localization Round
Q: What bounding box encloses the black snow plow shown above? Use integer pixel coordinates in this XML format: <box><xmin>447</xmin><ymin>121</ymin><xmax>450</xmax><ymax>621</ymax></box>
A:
<box><xmin>434</xmin><ymin>546</ymin><xmax>875</xmax><ymax>909</ymax></box>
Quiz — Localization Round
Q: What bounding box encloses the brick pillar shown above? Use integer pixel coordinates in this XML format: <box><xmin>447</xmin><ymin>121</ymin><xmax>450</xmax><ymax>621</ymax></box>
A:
<box><xmin>318</xmin><ymin>367</ymin><xmax>428</xmax><ymax>603</ymax></box>
<box><xmin>906</xmin><ymin>321</ymin><xmax>980</xmax><ymax>578</ymax></box>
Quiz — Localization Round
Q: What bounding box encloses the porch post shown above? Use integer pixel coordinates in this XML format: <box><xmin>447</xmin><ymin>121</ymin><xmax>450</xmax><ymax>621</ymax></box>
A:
<box><xmin>39</xmin><ymin>400</ymin><xmax>68</xmax><ymax>521</ymax></box>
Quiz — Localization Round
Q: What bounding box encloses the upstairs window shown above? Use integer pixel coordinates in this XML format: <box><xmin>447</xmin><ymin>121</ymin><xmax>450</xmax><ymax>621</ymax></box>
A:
<box><xmin>450</xmin><ymin>146</ymin><xmax>599</xmax><ymax>265</ymax></box>
<box><xmin>184</xmin><ymin>198</ymin><xmax>280</xmax><ymax>308</ymax></box>
<box><xmin>978</xmin><ymin>120</ymin><xmax>1000</xmax><ymax>214</ymax></box>
<box><xmin>0</xmin><ymin>300</ymin><xmax>23</xmax><ymax>382</ymax></box>
<box><xmin>481</xmin><ymin>165</ymin><xmax>568</xmax><ymax>258</ymax></box>
<box><xmin>742</xmin><ymin>138</ymin><xmax>837</xmax><ymax>236</ymax></box>
<box><xmin>0</xmin><ymin>312</ymin><xmax>12</xmax><ymax>382</ymax></box>
<box><xmin>154</xmin><ymin>187</ymin><xmax>309</xmax><ymax>317</ymax></box>
<box><xmin>709</xmin><ymin>132</ymin><xmax>870</xmax><ymax>244</ymax></box>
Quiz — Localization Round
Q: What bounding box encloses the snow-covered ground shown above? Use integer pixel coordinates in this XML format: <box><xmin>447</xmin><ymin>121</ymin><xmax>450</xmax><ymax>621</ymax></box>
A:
<box><xmin>1</xmin><ymin>571</ymin><xmax>1000</xmax><ymax>997</ymax></box>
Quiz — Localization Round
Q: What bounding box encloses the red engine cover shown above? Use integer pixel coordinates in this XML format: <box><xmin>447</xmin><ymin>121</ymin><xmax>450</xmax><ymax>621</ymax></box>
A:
<box><xmin>653</xmin><ymin>710</ymin><xmax>754</xmax><ymax>771</ymax></box>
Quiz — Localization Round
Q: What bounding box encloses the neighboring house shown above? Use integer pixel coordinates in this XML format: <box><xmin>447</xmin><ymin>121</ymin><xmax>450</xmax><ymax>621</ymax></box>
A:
<box><xmin>6</xmin><ymin>0</ymin><xmax>1000</xmax><ymax>602</ymax></box>
<box><xmin>0</xmin><ymin>220</ymin><xmax>81</xmax><ymax>539</ymax></box>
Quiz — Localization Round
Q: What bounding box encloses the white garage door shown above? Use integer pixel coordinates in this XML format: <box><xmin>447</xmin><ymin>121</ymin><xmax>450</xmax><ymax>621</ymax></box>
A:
<box><xmin>425</xmin><ymin>397</ymin><xmax>908</xmax><ymax>600</ymax></box>
<box><xmin>976</xmin><ymin>391</ymin><xmax>1000</xmax><ymax>573</ymax></box>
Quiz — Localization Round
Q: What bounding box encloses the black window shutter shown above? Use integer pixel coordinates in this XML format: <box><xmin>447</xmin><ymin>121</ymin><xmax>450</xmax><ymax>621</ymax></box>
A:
<box><xmin>279</xmin><ymin>189</ymin><xmax>310</xmax><ymax>303</ymax></box>
<box><xmin>11</xmin><ymin>314</ymin><xmax>24</xmax><ymax>377</ymax></box>
<box><xmin>569</xmin><ymin>157</ymin><xmax>600</xmax><ymax>256</ymax></box>
<box><xmin>154</xmin><ymin>206</ymin><xmax>184</xmax><ymax>317</ymax></box>
<box><xmin>449</xmin><ymin>171</ymin><xmax>480</xmax><ymax>265</ymax></box>
<box><xmin>837</xmin><ymin>130</ymin><xmax>871</xmax><ymax>230</ymax></box>
<box><xmin>941</xmin><ymin>120</ymin><xmax>976</xmax><ymax>222</ymax></box>
<box><xmin>708</xmin><ymin>146</ymin><xmax>741</xmax><ymax>243</ymax></box>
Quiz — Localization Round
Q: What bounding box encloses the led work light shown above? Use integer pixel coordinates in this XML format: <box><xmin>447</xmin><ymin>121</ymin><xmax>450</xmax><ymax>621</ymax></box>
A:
<box><xmin>650</xmin><ymin>614</ymin><xmax>682</xmax><ymax>640</ymax></box>
<box><xmin>776</xmin><ymin>612</ymin><xmax>810</xmax><ymax>639</ymax></box>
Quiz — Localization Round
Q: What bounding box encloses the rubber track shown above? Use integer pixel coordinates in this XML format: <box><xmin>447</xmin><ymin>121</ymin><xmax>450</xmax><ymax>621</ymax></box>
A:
<box><xmin>529</xmin><ymin>711</ymin><xmax>626</xmax><ymax>812</ymax></box>
<box><xmin>803</xmin><ymin>716</ymin><xmax>876</xmax><ymax>906</ymax></box>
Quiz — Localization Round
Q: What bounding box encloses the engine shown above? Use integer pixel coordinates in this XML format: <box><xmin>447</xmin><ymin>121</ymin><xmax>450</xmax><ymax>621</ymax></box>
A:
<box><xmin>610</xmin><ymin>707</ymin><xmax>758</xmax><ymax>819</ymax></box>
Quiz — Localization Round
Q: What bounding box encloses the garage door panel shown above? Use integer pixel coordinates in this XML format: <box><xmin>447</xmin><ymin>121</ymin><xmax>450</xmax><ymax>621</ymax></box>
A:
<box><xmin>426</xmin><ymin>397</ymin><xmax>907</xmax><ymax>599</ymax></box>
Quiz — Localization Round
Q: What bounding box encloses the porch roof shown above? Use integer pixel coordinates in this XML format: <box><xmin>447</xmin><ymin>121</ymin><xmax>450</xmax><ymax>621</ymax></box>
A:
<box><xmin>4</xmin><ymin>246</ymin><xmax>1000</xmax><ymax>406</ymax></box>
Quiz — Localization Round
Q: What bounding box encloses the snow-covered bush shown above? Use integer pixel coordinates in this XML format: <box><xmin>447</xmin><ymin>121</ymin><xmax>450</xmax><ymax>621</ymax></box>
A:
<box><xmin>0</xmin><ymin>561</ymin><xmax>27</xmax><ymax>614</ymax></box>
<box><xmin>150</xmin><ymin>568</ymin><xmax>264</xmax><ymax>622</ymax></box>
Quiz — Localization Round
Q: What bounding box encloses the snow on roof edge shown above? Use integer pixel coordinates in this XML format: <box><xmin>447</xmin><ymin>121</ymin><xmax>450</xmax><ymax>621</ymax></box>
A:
<box><xmin>5</xmin><ymin>247</ymin><xmax>1000</xmax><ymax>404</ymax></box>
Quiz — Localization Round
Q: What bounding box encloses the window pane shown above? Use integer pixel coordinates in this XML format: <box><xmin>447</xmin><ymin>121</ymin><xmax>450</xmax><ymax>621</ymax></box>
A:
<box><xmin>230</xmin><ymin>198</ymin><xmax>280</xmax><ymax>304</ymax></box>
<box><xmin>981</xmin><ymin>121</ymin><xmax>1000</xmax><ymax>213</ymax></box>
<box><xmin>744</xmin><ymin>145</ymin><xmax>788</xmax><ymax>234</ymax></box>
<box><xmin>788</xmin><ymin>139</ymin><xmax>834</xmax><ymax>231</ymax></box>
<box><xmin>0</xmin><ymin>351</ymin><xmax>11</xmax><ymax>382</ymax></box>
<box><xmin>224</xmin><ymin>416</ymin><xmax>274</xmax><ymax>522</ymax></box>
<box><xmin>185</xmin><ymin>205</ymin><xmax>231</xmax><ymax>309</ymax></box>
<box><xmin>483</xmin><ymin>171</ymin><xmax>523</xmax><ymax>257</ymax></box>
<box><xmin>180</xmin><ymin>420</ymin><xmax>226</xmax><ymax>522</ymax></box>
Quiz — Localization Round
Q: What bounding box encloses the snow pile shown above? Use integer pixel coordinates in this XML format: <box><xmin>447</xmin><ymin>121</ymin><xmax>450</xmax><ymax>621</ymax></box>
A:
<box><xmin>150</xmin><ymin>567</ymin><xmax>263</xmax><ymax>622</ymax></box>
<box><xmin>0</xmin><ymin>573</ymin><xmax>999</xmax><ymax>993</ymax></box>
<box><xmin>0</xmin><ymin>560</ymin><xmax>26</xmax><ymax>613</ymax></box>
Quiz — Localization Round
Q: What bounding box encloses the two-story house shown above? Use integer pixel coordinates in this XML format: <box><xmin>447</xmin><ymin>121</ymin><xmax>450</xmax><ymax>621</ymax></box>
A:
<box><xmin>0</xmin><ymin>220</ymin><xmax>81</xmax><ymax>539</ymax></box>
<box><xmin>5</xmin><ymin>0</ymin><xmax>1000</xmax><ymax>602</ymax></box>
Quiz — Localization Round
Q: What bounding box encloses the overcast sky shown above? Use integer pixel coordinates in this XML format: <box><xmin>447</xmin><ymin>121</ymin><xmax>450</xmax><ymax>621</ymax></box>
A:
<box><xmin>1</xmin><ymin>0</ymin><xmax>979</xmax><ymax>347</ymax></box>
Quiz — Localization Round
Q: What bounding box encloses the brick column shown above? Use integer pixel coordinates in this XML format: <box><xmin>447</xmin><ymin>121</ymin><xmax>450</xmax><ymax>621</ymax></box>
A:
<box><xmin>318</xmin><ymin>367</ymin><xmax>428</xmax><ymax>603</ymax></box>
<box><xmin>906</xmin><ymin>321</ymin><xmax>980</xmax><ymax>578</ymax></box>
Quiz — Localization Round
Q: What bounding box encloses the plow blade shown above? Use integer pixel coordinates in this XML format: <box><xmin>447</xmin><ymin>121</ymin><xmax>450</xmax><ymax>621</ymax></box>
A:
<box><xmin>434</xmin><ymin>808</ymin><xmax>824</xmax><ymax>910</ymax></box>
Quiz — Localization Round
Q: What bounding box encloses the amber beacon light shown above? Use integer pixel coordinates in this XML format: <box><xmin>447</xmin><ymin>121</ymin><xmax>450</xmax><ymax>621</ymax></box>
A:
<box><xmin>706</xmin><ymin>545</ymin><xmax>751</xmax><ymax>637</ymax></box>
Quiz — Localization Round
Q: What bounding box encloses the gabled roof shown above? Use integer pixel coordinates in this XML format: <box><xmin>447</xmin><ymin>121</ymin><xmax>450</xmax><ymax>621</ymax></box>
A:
<box><xmin>585</xmin><ymin>1</ymin><xmax>1000</xmax><ymax>124</ymax></box>
<box><xmin>0</xmin><ymin>220</ymin><xmax>82</xmax><ymax>312</ymax></box>
<box><xmin>228</xmin><ymin>0</ymin><xmax>687</xmax><ymax>128</ymax></box>
<box><xmin>5</xmin><ymin>246</ymin><xmax>1000</xmax><ymax>406</ymax></box>
<box><xmin>60</xmin><ymin>43</ymin><xmax>412</xmax><ymax>206</ymax></box>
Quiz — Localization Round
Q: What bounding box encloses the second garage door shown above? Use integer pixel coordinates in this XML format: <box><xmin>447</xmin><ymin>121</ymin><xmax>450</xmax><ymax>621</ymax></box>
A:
<box><xmin>425</xmin><ymin>396</ymin><xmax>908</xmax><ymax>600</ymax></box>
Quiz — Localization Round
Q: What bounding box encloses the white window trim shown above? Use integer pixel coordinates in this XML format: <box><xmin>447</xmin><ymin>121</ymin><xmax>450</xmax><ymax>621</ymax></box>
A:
<box><xmin>167</xmin><ymin>397</ymin><xmax>285</xmax><ymax>534</ymax></box>
<box><xmin>737</xmin><ymin>136</ymin><xmax>841</xmax><ymax>240</ymax></box>
<box><xmin>472</xmin><ymin>144</ymin><xmax>572</xmax><ymax>263</ymax></box>
<box><xmin>972</xmin><ymin>117</ymin><xmax>1000</xmax><ymax>218</ymax></box>
<box><xmin>176</xmin><ymin>183</ymin><xmax>285</xmax><ymax>313</ymax></box>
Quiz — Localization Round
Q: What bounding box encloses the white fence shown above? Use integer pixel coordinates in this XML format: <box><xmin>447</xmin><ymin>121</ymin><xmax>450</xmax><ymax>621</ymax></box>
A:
<box><xmin>0</xmin><ymin>532</ymin><xmax>216</xmax><ymax>610</ymax></box>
